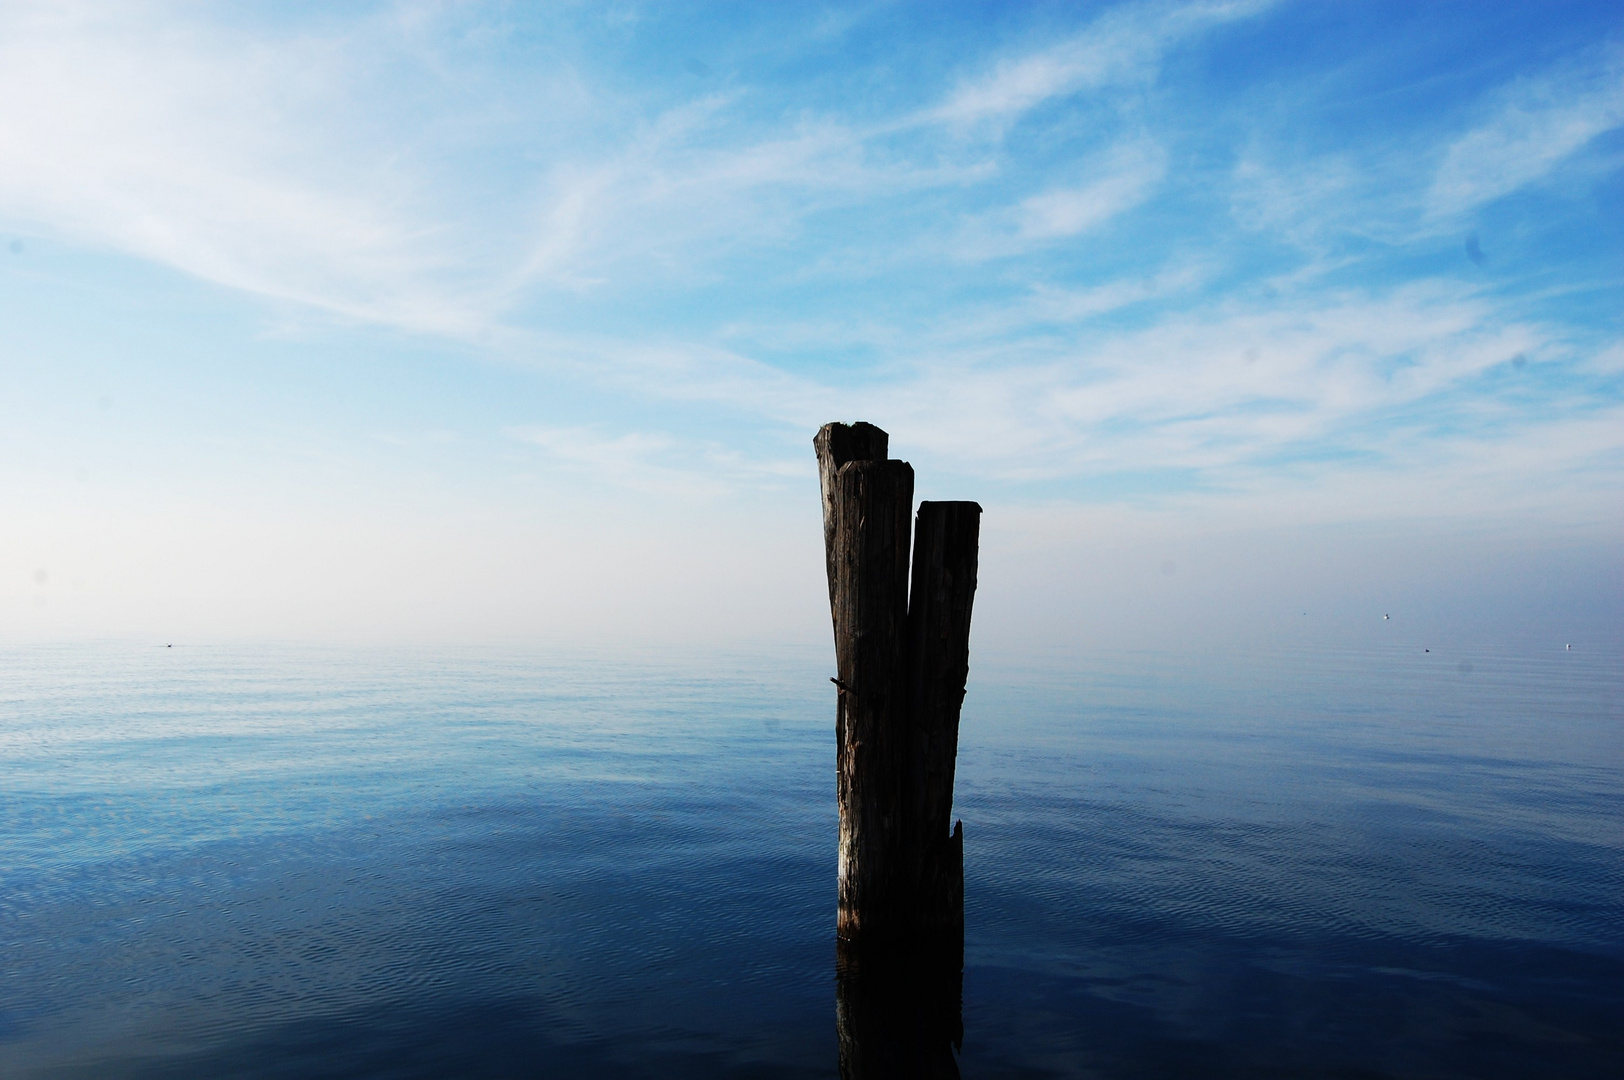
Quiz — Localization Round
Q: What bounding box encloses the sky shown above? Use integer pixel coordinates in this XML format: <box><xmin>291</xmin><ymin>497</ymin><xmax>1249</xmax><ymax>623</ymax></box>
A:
<box><xmin>2</xmin><ymin>0</ymin><xmax>1620</xmax><ymax>651</ymax></box>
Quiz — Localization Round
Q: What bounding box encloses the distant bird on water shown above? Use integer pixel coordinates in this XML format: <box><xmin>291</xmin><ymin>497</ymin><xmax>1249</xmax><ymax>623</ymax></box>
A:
<box><xmin>1383</xmin><ymin>614</ymin><xmax>1389</xmax><ymax>620</ymax></box>
<box><xmin>1566</xmin><ymin>644</ymin><xmax>1572</xmax><ymax>650</ymax></box>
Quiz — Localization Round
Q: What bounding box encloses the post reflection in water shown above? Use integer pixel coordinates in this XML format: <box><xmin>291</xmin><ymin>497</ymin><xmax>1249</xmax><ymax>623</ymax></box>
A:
<box><xmin>835</xmin><ymin>939</ymin><xmax>963</xmax><ymax>1080</ymax></box>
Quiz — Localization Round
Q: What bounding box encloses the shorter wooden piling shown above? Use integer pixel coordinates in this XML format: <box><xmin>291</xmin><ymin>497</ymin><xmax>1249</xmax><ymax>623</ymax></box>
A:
<box><xmin>906</xmin><ymin>500</ymin><xmax>980</xmax><ymax>959</ymax></box>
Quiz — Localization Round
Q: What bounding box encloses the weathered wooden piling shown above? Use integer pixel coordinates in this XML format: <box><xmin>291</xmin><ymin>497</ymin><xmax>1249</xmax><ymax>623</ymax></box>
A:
<box><xmin>905</xmin><ymin>501</ymin><xmax>979</xmax><ymax>957</ymax></box>
<box><xmin>815</xmin><ymin>421</ymin><xmax>889</xmax><ymax>611</ymax></box>
<box><xmin>815</xmin><ymin>422</ymin><xmax>980</xmax><ymax>952</ymax></box>
<box><xmin>827</xmin><ymin>457</ymin><xmax>914</xmax><ymax>943</ymax></box>
<box><xmin>836</xmin><ymin>943</ymin><xmax>963</xmax><ymax>1079</ymax></box>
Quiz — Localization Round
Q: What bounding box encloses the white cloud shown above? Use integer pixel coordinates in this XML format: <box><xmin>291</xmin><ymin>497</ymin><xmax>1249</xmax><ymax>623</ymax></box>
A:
<box><xmin>1019</xmin><ymin>262</ymin><xmax>1208</xmax><ymax>323</ymax></box>
<box><xmin>1231</xmin><ymin>45</ymin><xmax>1624</xmax><ymax>252</ymax></box>
<box><xmin>942</xmin><ymin>140</ymin><xmax>1167</xmax><ymax>260</ymax></box>
<box><xmin>1229</xmin><ymin>155</ymin><xmax>1365</xmax><ymax>242</ymax></box>
<box><xmin>0</xmin><ymin>1</ymin><xmax>534</xmax><ymax>334</ymax></box>
<box><xmin>0</xmin><ymin>2</ymin><xmax>1612</xmax><ymax>521</ymax></box>
<box><xmin>920</xmin><ymin>285</ymin><xmax>1551</xmax><ymax>480</ymax></box>
<box><xmin>927</xmin><ymin>0</ymin><xmax>1277</xmax><ymax>129</ymax></box>
<box><xmin>0</xmin><ymin>0</ymin><xmax>1271</xmax><ymax>342</ymax></box>
<box><xmin>515</xmin><ymin>114</ymin><xmax>990</xmax><ymax>293</ymax></box>
<box><xmin>1016</xmin><ymin>143</ymin><xmax>1166</xmax><ymax>239</ymax></box>
<box><xmin>1429</xmin><ymin>48</ymin><xmax>1624</xmax><ymax>216</ymax></box>
<box><xmin>507</xmin><ymin>271</ymin><xmax>1614</xmax><ymax>522</ymax></box>
<box><xmin>0</xmin><ymin>2</ymin><xmax>997</xmax><ymax>332</ymax></box>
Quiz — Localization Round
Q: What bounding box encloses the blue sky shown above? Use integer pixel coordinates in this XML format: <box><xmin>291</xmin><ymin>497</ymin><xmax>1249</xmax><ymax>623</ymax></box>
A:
<box><xmin>3</xmin><ymin>0</ymin><xmax>1620</xmax><ymax>646</ymax></box>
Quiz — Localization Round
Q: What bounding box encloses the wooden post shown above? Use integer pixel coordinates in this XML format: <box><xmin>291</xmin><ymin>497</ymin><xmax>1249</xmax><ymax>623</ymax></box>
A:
<box><xmin>827</xmin><ymin>456</ymin><xmax>914</xmax><ymax>942</ymax></box>
<box><xmin>815</xmin><ymin>423</ymin><xmax>978</xmax><ymax>951</ymax></box>
<box><xmin>905</xmin><ymin>500</ymin><xmax>980</xmax><ymax>959</ymax></box>
<box><xmin>836</xmin><ymin>943</ymin><xmax>963</xmax><ymax>1079</ymax></box>
<box><xmin>815</xmin><ymin>422</ymin><xmax>889</xmax><ymax>616</ymax></box>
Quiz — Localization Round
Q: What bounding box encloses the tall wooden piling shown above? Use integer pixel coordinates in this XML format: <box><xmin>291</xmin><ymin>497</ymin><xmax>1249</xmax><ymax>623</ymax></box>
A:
<box><xmin>815</xmin><ymin>422</ymin><xmax>980</xmax><ymax>952</ymax></box>
<box><xmin>827</xmin><ymin>458</ymin><xmax>914</xmax><ymax>942</ymax></box>
<box><xmin>815</xmin><ymin>421</ymin><xmax>889</xmax><ymax>612</ymax></box>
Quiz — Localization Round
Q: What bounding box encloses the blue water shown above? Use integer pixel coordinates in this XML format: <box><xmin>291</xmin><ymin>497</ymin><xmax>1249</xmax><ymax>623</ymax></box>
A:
<box><xmin>2</xmin><ymin>636</ymin><xmax>1620</xmax><ymax>1077</ymax></box>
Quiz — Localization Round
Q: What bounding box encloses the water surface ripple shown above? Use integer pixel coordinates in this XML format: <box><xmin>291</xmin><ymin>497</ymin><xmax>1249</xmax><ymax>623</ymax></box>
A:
<box><xmin>2</xmin><ymin>637</ymin><xmax>1619</xmax><ymax>1077</ymax></box>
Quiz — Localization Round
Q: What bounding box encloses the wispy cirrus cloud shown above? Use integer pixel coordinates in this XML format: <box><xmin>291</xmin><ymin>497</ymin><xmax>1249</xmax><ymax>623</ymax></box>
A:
<box><xmin>1015</xmin><ymin>142</ymin><xmax>1167</xmax><ymax>241</ymax></box>
<box><xmin>876</xmin><ymin>284</ymin><xmax>1576</xmax><ymax>485</ymax></box>
<box><xmin>508</xmin><ymin>273</ymin><xmax>1614</xmax><ymax>518</ymax></box>
<box><xmin>937</xmin><ymin>140</ymin><xmax>1167</xmax><ymax>262</ymax></box>
<box><xmin>924</xmin><ymin>0</ymin><xmax>1278</xmax><ymax>129</ymax></box>
<box><xmin>0</xmin><ymin>0</ymin><xmax>1616</xmax><ymax>531</ymax></box>
<box><xmin>0</xmin><ymin>1</ymin><xmax>528</xmax><ymax>334</ymax></box>
<box><xmin>1429</xmin><ymin>46</ymin><xmax>1624</xmax><ymax>217</ymax></box>
<box><xmin>1229</xmin><ymin>42</ymin><xmax>1624</xmax><ymax>258</ymax></box>
<box><xmin>0</xmin><ymin>0</ymin><xmax>1273</xmax><ymax>338</ymax></box>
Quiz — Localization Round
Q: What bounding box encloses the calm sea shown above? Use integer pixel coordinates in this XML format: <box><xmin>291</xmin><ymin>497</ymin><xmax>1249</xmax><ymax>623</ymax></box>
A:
<box><xmin>2</xmin><ymin>633</ymin><xmax>1620</xmax><ymax>1077</ymax></box>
